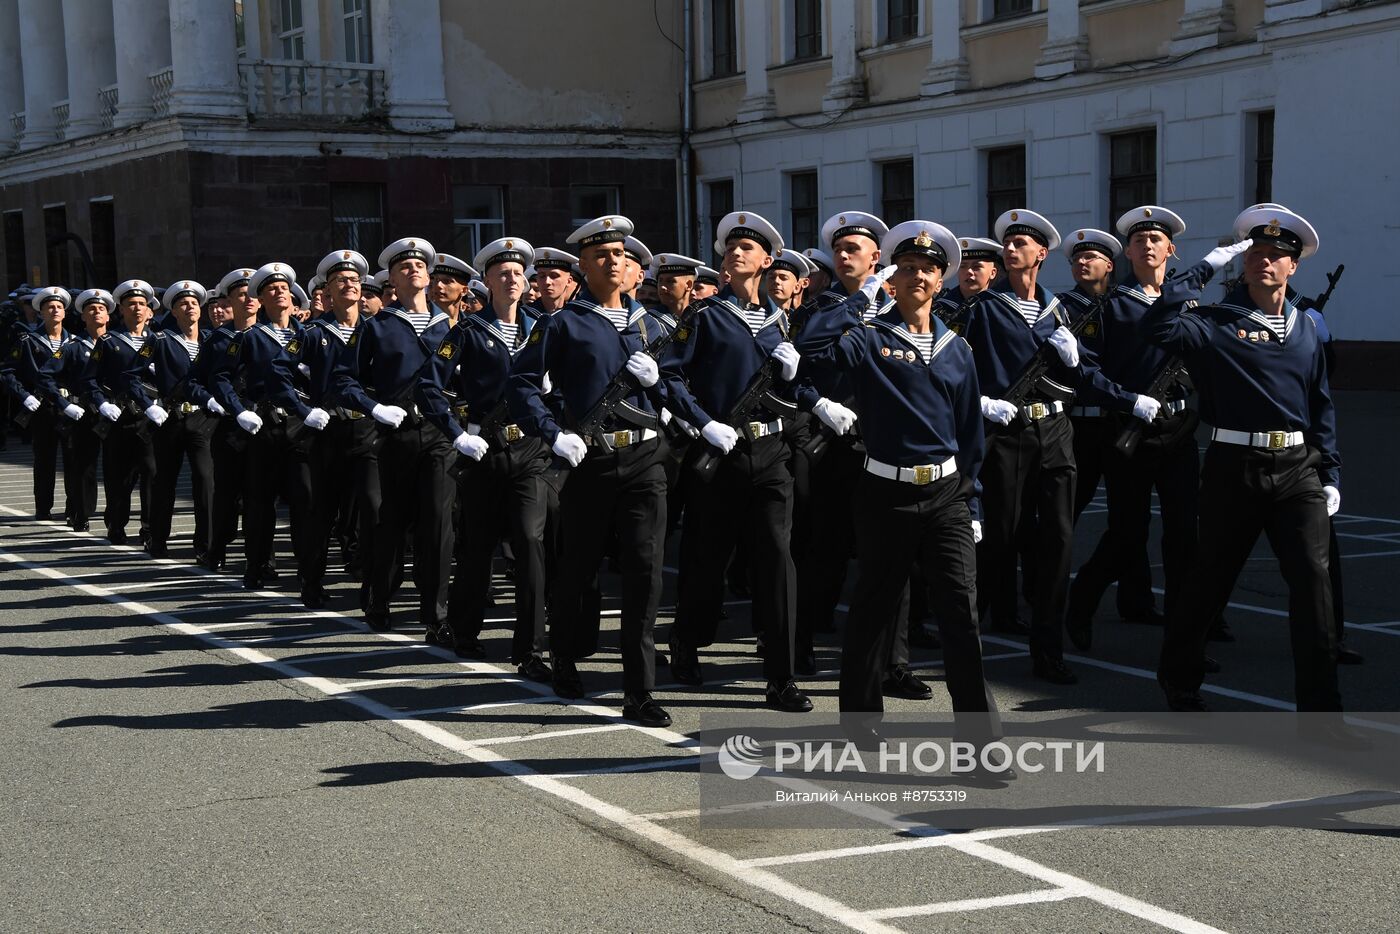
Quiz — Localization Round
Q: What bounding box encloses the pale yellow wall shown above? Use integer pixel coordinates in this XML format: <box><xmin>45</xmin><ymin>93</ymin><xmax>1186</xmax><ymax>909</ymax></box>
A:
<box><xmin>439</xmin><ymin>0</ymin><xmax>684</xmax><ymax>131</ymax></box>
<box><xmin>967</xmin><ymin>22</ymin><xmax>1046</xmax><ymax>88</ymax></box>
<box><xmin>1086</xmin><ymin>0</ymin><xmax>1183</xmax><ymax>68</ymax></box>
<box><xmin>1235</xmin><ymin>0</ymin><xmax>1267</xmax><ymax>38</ymax></box>
<box><xmin>695</xmin><ymin>79</ymin><xmax>745</xmax><ymax>130</ymax></box>
<box><xmin>771</xmin><ymin>64</ymin><xmax>829</xmax><ymax>116</ymax></box>
<box><xmin>866</xmin><ymin>45</ymin><xmax>931</xmax><ymax>103</ymax></box>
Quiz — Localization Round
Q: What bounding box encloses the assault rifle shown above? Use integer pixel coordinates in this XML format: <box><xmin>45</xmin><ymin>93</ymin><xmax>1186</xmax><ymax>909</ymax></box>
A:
<box><xmin>995</xmin><ymin>291</ymin><xmax>1107</xmax><ymax>428</ymax></box>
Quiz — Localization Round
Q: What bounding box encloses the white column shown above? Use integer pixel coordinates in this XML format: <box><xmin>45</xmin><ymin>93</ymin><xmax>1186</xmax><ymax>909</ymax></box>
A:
<box><xmin>168</xmin><ymin>0</ymin><xmax>245</xmax><ymax>118</ymax></box>
<box><xmin>1035</xmin><ymin>0</ymin><xmax>1089</xmax><ymax>79</ymax></box>
<box><xmin>61</xmin><ymin>0</ymin><xmax>117</xmax><ymax>137</ymax></box>
<box><xmin>16</xmin><ymin>0</ymin><xmax>66</xmax><ymax>148</ymax></box>
<box><xmin>823</xmin><ymin>0</ymin><xmax>864</xmax><ymax>112</ymax></box>
<box><xmin>372</xmin><ymin>0</ymin><xmax>453</xmax><ymax>130</ymax></box>
<box><xmin>736</xmin><ymin>0</ymin><xmax>774</xmax><ymax>122</ymax></box>
<box><xmin>922</xmin><ymin>0</ymin><xmax>968</xmax><ymax>96</ymax></box>
<box><xmin>112</xmin><ymin>0</ymin><xmax>170</xmax><ymax>125</ymax></box>
<box><xmin>1172</xmin><ymin>0</ymin><xmax>1234</xmax><ymax>53</ymax></box>
<box><xmin>1264</xmin><ymin>0</ymin><xmax>1343</xmax><ymax>23</ymax></box>
<box><xmin>301</xmin><ymin>0</ymin><xmax>323</xmax><ymax>60</ymax></box>
<box><xmin>242</xmin><ymin>0</ymin><xmax>263</xmax><ymax>58</ymax></box>
<box><xmin>0</xmin><ymin>0</ymin><xmax>24</xmax><ymax>150</ymax></box>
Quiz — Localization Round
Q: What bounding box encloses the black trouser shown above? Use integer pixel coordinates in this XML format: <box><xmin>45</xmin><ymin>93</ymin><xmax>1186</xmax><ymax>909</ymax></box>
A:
<box><xmin>1159</xmin><ymin>443</ymin><xmax>1340</xmax><ymax>711</ymax></box>
<box><xmin>242</xmin><ymin>415</ymin><xmax>311</xmax><ymax>577</ymax></box>
<box><xmin>63</xmin><ymin>421</ymin><xmax>100</xmax><ymax>525</ymax></box>
<box><xmin>794</xmin><ymin>433</ymin><xmax>860</xmax><ymax>647</ymax></box>
<box><xmin>102</xmin><ymin>415</ymin><xmax>154</xmax><ymax>538</ymax></box>
<box><xmin>449</xmin><ymin>436</ymin><xmax>550</xmax><ymax>663</ymax></box>
<box><xmin>841</xmin><ymin>471</ymin><xmax>993</xmax><ymax>716</ymax></box>
<box><xmin>1068</xmin><ymin>413</ymin><xmax>1155</xmax><ymax>618</ymax></box>
<box><xmin>977</xmin><ymin>412</ymin><xmax>1076</xmax><ymax>658</ymax></box>
<box><xmin>29</xmin><ymin>407</ymin><xmax>60</xmax><ymax>517</ymax></box>
<box><xmin>303</xmin><ymin>415</ymin><xmax>380</xmax><ymax>596</ymax></box>
<box><xmin>368</xmin><ymin>420</ymin><xmax>455</xmax><ymax>628</ymax></box>
<box><xmin>149</xmin><ymin>409</ymin><xmax>215</xmax><ymax>553</ymax></box>
<box><xmin>208</xmin><ymin>420</ymin><xmax>246</xmax><ymax>563</ymax></box>
<box><xmin>1328</xmin><ymin>520</ymin><xmax>1346</xmax><ymax>645</ymax></box>
<box><xmin>675</xmin><ymin>432</ymin><xmax>796</xmax><ymax>683</ymax></box>
<box><xmin>551</xmin><ymin>437</ymin><xmax>667</xmax><ymax>695</ymax></box>
<box><xmin>1069</xmin><ymin>417</ymin><xmax>1199</xmax><ymax>624</ymax></box>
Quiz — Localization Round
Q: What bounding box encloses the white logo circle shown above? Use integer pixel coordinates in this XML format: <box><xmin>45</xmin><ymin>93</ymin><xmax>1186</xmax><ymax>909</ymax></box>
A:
<box><xmin>717</xmin><ymin>734</ymin><xmax>763</xmax><ymax>780</ymax></box>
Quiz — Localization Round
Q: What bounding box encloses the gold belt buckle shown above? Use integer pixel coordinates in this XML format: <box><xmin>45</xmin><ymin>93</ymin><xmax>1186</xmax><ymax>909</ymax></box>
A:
<box><xmin>913</xmin><ymin>465</ymin><xmax>933</xmax><ymax>485</ymax></box>
<box><xmin>182</xmin><ymin>403</ymin><xmax>196</xmax><ymax>414</ymax></box>
<box><xmin>612</xmin><ymin>430</ymin><xmax>632</xmax><ymax>448</ymax></box>
<box><xmin>504</xmin><ymin>424</ymin><xmax>523</xmax><ymax>443</ymax></box>
<box><xmin>454</xmin><ymin>405</ymin><xmax>470</xmax><ymax>419</ymax></box>
<box><xmin>1028</xmin><ymin>402</ymin><xmax>1048</xmax><ymax>420</ymax></box>
<box><xmin>748</xmin><ymin>421</ymin><xmax>764</xmax><ymax>439</ymax></box>
<box><xmin>1268</xmin><ymin>430</ymin><xmax>1287</xmax><ymax>449</ymax></box>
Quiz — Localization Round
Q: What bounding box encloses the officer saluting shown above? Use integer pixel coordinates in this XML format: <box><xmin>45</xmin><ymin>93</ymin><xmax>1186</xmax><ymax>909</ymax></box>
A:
<box><xmin>1149</xmin><ymin>206</ymin><xmax>1348</xmax><ymax>720</ymax></box>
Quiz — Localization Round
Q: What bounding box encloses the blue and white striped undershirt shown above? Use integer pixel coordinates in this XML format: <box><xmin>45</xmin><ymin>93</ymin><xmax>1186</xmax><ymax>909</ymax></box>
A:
<box><xmin>127</xmin><ymin>334</ymin><xmax>147</xmax><ymax>350</ymax></box>
<box><xmin>334</xmin><ymin>322</ymin><xmax>356</xmax><ymax>342</ymax></box>
<box><xmin>742</xmin><ymin>304</ymin><xmax>767</xmax><ymax>336</ymax></box>
<box><xmin>1016</xmin><ymin>299</ymin><xmax>1042</xmax><ymax>327</ymax></box>
<box><xmin>906</xmin><ymin>333</ymin><xmax>934</xmax><ymax>360</ymax></box>
<box><xmin>598</xmin><ymin>308</ymin><xmax>630</xmax><ymax>332</ymax></box>
<box><xmin>1263</xmin><ymin>313</ymin><xmax>1286</xmax><ymax>340</ymax></box>
<box><xmin>269</xmin><ymin>325</ymin><xmax>296</xmax><ymax>347</ymax></box>
<box><xmin>402</xmin><ymin>311</ymin><xmax>433</xmax><ymax>336</ymax></box>
<box><xmin>46</xmin><ymin>336</ymin><xmax>63</xmax><ymax>353</ymax></box>
<box><xmin>178</xmin><ymin>336</ymin><xmax>199</xmax><ymax>361</ymax></box>
<box><xmin>495</xmin><ymin>320</ymin><xmax>519</xmax><ymax>346</ymax></box>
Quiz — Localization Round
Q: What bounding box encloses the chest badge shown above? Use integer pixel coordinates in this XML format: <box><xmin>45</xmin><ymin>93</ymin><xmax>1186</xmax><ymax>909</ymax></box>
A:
<box><xmin>880</xmin><ymin>346</ymin><xmax>891</xmax><ymax>357</ymax></box>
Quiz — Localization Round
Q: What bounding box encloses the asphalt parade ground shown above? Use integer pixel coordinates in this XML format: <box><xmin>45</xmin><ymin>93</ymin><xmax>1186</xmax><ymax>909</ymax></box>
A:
<box><xmin>1</xmin><ymin>391</ymin><xmax>1396</xmax><ymax>933</ymax></box>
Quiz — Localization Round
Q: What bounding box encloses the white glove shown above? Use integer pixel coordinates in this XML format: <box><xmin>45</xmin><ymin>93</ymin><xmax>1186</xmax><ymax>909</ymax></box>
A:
<box><xmin>625</xmin><ymin>351</ymin><xmax>659</xmax><ymax>388</ymax></box>
<box><xmin>1131</xmin><ymin>394</ymin><xmax>1162</xmax><ymax>423</ymax></box>
<box><xmin>371</xmin><ymin>403</ymin><xmax>406</xmax><ymax>428</ymax></box>
<box><xmin>304</xmin><ymin>407</ymin><xmax>331</xmax><ymax>431</ymax></box>
<box><xmin>205</xmin><ymin>397</ymin><xmax>226</xmax><ymax>416</ymax></box>
<box><xmin>1048</xmin><ymin>326</ymin><xmax>1079</xmax><ymax>367</ymax></box>
<box><xmin>659</xmin><ymin>408</ymin><xmax>672</xmax><ymax>426</ymax></box>
<box><xmin>454</xmin><ymin>431</ymin><xmax>489</xmax><ymax>461</ymax></box>
<box><xmin>971</xmin><ymin>520</ymin><xmax>983</xmax><ymax>544</ymax></box>
<box><xmin>21</xmin><ymin>394</ymin><xmax>40</xmax><ymax>412</ymax></box>
<box><xmin>552</xmin><ymin>431</ymin><xmax>587</xmax><ymax>467</ymax></box>
<box><xmin>144</xmin><ymin>404</ymin><xmax>169</xmax><ymax>426</ymax></box>
<box><xmin>1203</xmin><ymin>239</ymin><xmax>1252</xmax><ymax>272</ymax></box>
<box><xmin>99</xmin><ymin>402</ymin><xmax>122</xmax><ymax>422</ymax></box>
<box><xmin>675</xmin><ymin>415</ymin><xmax>700</xmax><ymax>438</ymax></box>
<box><xmin>813</xmin><ymin>397</ymin><xmax>857</xmax><ymax>435</ymax></box>
<box><xmin>235</xmin><ymin>410</ymin><xmax>263</xmax><ymax>434</ymax></box>
<box><xmin>771</xmin><ymin>341</ymin><xmax>800</xmax><ymax>382</ymax></box>
<box><xmin>62</xmin><ymin>403</ymin><xmax>84</xmax><ymax>421</ymax></box>
<box><xmin>1323</xmin><ymin>485</ymin><xmax>1340</xmax><ymax>517</ymax></box>
<box><xmin>859</xmin><ymin>264</ymin><xmax>898</xmax><ymax>302</ymax></box>
<box><xmin>980</xmin><ymin>396</ymin><xmax>1017</xmax><ymax>426</ymax></box>
<box><xmin>701</xmin><ymin>420</ymin><xmax>738</xmax><ymax>454</ymax></box>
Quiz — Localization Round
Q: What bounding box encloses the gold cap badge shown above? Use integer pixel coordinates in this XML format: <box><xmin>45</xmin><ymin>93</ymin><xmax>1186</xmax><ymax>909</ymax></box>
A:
<box><xmin>602</xmin><ymin>218</ymin><xmax>613</xmax><ymax>229</ymax></box>
<box><xmin>914</xmin><ymin>230</ymin><xmax>933</xmax><ymax>248</ymax></box>
<box><xmin>1265</xmin><ymin>220</ymin><xmax>1281</xmax><ymax>236</ymax></box>
<box><xmin>1010</xmin><ymin>211</ymin><xmax>1019</xmax><ymax>221</ymax></box>
<box><xmin>737</xmin><ymin>214</ymin><xmax>746</xmax><ymax>224</ymax></box>
<box><xmin>1077</xmin><ymin>232</ymin><xmax>1085</xmax><ymax>241</ymax></box>
<box><xmin>1144</xmin><ymin>208</ymin><xmax>1153</xmax><ymax>217</ymax></box>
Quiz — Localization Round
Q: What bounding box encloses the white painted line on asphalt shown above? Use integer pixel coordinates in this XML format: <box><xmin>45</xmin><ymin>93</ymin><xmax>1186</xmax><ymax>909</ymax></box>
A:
<box><xmin>1335</xmin><ymin>549</ymin><xmax>1400</xmax><ymax>560</ymax></box>
<box><xmin>289</xmin><ymin>645</ymin><xmax>427</xmax><ymax>666</ymax></box>
<box><xmin>551</xmin><ymin>755</ymin><xmax>704</xmax><ymax>778</ymax></box>
<box><xmin>740</xmin><ymin>827</ymin><xmax>1060</xmax><ymax>868</ymax></box>
<box><xmin>866</xmin><ymin>888</ymin><xmax>1077</xmax><ymax>919</ymax></box>
<box><xmin>182</xmin><ymin>601</ymin><xmax>291</xmax><ymax>619</ymax></box>
<box><xmin>465</xmin><ymin>723</ymin><xmax>632</xmax><ymax>748</ymax></box>
<box><xmin>235</xmin><ymin>629</ymin><xmax>359</xmax><ymax>645</ymax></box>
<box><xmin>339</xmin><ymin>672</ymin><xmax>506</xmax><ymax>690</ymax></box>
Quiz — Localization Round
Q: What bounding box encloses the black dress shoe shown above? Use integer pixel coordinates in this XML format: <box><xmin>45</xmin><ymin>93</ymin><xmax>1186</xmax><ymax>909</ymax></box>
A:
<box><xmin>765</xmin><ymin>680</ymin><xmax>813</xmax><ymax>713</ymax></box>
<box><xmin>203</xmin><ymin>554</ymin><xmax>227</xmax><ymax>573</ymax></box>
<box><xmin>1066</xmin><ymin>615</ymin><xmax>1093</xmax><ymax>652</ymax></box>
<box><xmin>1202</xmin><ymin>655</ymin><xmax>1221</xmax><ymax>674</ymax></box>
<box><xmin>622</xmin><ymin>693</ymin><xmax>672</xmax><ymax>728</ymax></box>
<box><xmin>72</xmin><ymin>519</ymin><xmax>89</xmax><ymax>532</ymax></box>
<box><xmin>1122</xmin><ymin>607</ymin><xmax>1166</xmax><ymax>626</ymax></box>
<box><xmin>451</xmin><ymin>636</ymin><xmax>487</xmax><ymax>659</ymax></box>
<box><xmin>260</xmin><ymin>562</ymin><xmax>279</xmax><ymax>581</ymax></box>
<box><xmin>35</xmin><ymin>511</ymin><xmax>52</xmax><ymax>521</ymax></box>
<box><xmin>1337</xmin><ymin>643</ymin><xmax>1364</xmax><ymax>665</ymax></box>
<box><xmin>669</xmin><ymin>643</ymin><xmax>704</xmax><ymax>687</ymax></box>
<box><xmin>552</xmin><ymin>660</ymin><xmax>585</xmax><ymax>699</ymax></box>
<box><xmin>300</xmin><ymin>586</ymin><xmax>331</xmax><ymax>610</ymax></box>
<box><xmin>242</xmin><ymin>575</ymin><xmax>265</xmax><ymax>591</ymax></box>
<box><xmin>517</xmin><ymin>656</ymin><xmax>553</xmax><ymax>684</ymax></box>
<box><xmin>108</xmin><ymin>529</ymin><xmax>128</xmax><ymax>545</ymax></box>
<box><xmin>882</xmin><ymin>667</ymin><xmax>933</xmax><ymax>700</ymax></box>
<box><xmin>1031</xmin><ymin>654</ymin><xmax>1079</xmax><ymax>685</ymax></box>
<box><xmin>795</xmin><ymin>650</ymin><xmax>817</xmax><ymax>677</ymax></box>
<box><xmin>1208</xmin><ymin>617</ymin><xmax>1235</xmax><ymax>642</ymax></box>
<box><xmin>365</xmin><ymin>611</ymin><xmax>393</xmax><ymax>632</ymax></box>
<box><xmin>422</xmin><ymin>624</ymin><xmax>447</xmax><ymax>647</ymax></box>
<box><xmin>145</xmin><ymin>542</ymin><xmax>169</xmax><ymax>559</ymax></box>
<box><xmin>1160</xmin><ymin>680</ymin><xmax>1208</xmax><ymax>711</ymax></box>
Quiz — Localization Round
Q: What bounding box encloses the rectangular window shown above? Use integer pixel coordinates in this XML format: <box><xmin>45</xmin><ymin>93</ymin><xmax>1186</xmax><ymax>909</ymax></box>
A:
<box><xmin>330</xmin><ymin>183</ymin><xmax>384</xmax><ymax>254</ymax></box>
<box><xmin>279</xmin><ymin>0</ymin><xmax>305</xmax><ymax>59</ymax></box>
<box><xmin>1108</xmin><ymin>128</ymin><xmax>1157</xmax><ymax>230</ymax></box>
<box><xmin>885</xmin><ymin>0</ymin><xmax>918</xmax><ymax>42</ymax></box>
<box><xmin>879</xmin><ymin>160</ymin><xmax>915</xmax><ymax>226</ymax></box>
<box><xmin>452</xmin><ymin>185</ymin><xmax>506</xmax><ymax>264</ymax></box>
<box><xmin>1253</xmin><ymin>110</ymin><xmax>1274</xmax><ymax>205</ymax></box>
<box><xmin>792</xmin><ymin>0</ymin><xmax>822</xmax><ymax>61</ymax></box>
<box><xmin>569</xmin><ymin>185</ymin><xmax>620</xmax><ymax>229</ymax></box>
<box><xmin>43</xmin><ymin>205</ymin><xmax>70</xmax><ymax>287</ymax></box>
<box><xmin>992</xmin><ymin>0</ymin><xmax>1033</xmax><ymax>19</ymax></box>
<box><xmin>342</xmin><ymin>0</ymin><xmax>372</xmax><ymax>63</ymax></box>
<box><xmin>706</xmin><ymin>179</ymin><xmax>734</xmax><ymax>242</ymax></box>
<box><xmin>986</xmin><ymin>145</ymin><xmax>1026</xmax><ymax>238</ymax></box>
<box><xmin>89</xmin><ymin>199</ymin><xmax>117</xmax><ymax>289</ymax></box>
<box><xmin>3</xmin><ymin>210</ymin><xmax>25</xmax><ymax>293</ymax></box>
<box><xmin>788</xmin><ymin>170</ymin><xmax>819</xmax><ymax>251</ymax></box>
<box><xmin>235</xmin><ymin>0</ymin><xmax>246</xmax><ymax>55</ymax></box>
<box><xmin>710</xmin><ymin>0</ymin><xmax>737</xmax><ymax>77</ymax></box>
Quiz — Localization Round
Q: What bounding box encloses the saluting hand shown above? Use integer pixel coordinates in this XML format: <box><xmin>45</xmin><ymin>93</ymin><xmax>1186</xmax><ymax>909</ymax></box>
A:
<box><xmin>1203</xmin><ymin>238</ymin><xmax>1252</xmax><ymax>272</ymax></box>
<box><xmin>859</xmin><ymin>264</ymin><xmax>898</xmax><ymax>302</ymax></box>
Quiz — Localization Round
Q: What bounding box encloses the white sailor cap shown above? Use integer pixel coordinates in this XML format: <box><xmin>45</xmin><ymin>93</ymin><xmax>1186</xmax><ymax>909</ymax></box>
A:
<box><xmin>956</xmin><ymin>237</ymin><xmax>1004</xmax><ymax>262</ymax></box>
<box><xmin>290</xmin><ymin>282</ymin><xmax>310</xmax><ymax>309</ymax></box>
<box><xmin>695</xmin><ymin>265</ymin><xmax>722</xmax><ymax>285</ymax></box>
<box><xmin>378</xmin><ymin>237</ymin><xmax>437</xmax><ymax>271</ymax></box>
<box><xmin>1063</xmin><ymin>229</ymin><xmax>1122</xmax><ymax>260</ymax></box>
<box><xmin>472</xmin><ymin>239</ymin><xmax>533</xmax><ymax>274</ymax></box>
<box><xmin>882</xmin><ymin>220</ymin><xmax>960</xmax><ymax>271</ymax></box>
<box><xmin>250</xmin><ymin>262</ymin><xmax>296</xmax><ymax>295</ymax></box>
<box><xmin>1115</xmin><ymin>205</ymin><xmax>1186</xmax><ymax>241</ymax></box>
<box><xmin>651</xmin><ymin>253</ymin><xmax>703</xmax><ymax>278</ymax></box>
<box><xmin>113</xmin><ymin>279</ymin><xmax>158</xmax><ymax>306</ymax></box>
<box><xmin>164</xmin><ymin>279</ymin><xmax>208</xmax><ymax>306</ymax></box>
<box><xmin>801</xmin><ymin>247</ymin><xmax>835</xmax><ymax>275</ymax></box>
<box><xmin>366</xmin><ymin>270</ymin><xmax>390</xmax><ymax>293</ymax></box>
<box><xmin>533</xmin><ymin>247</ymin><xmax>579</xmax><ymax>271</ymax></box>
<box><xmin>307</xmin><ymin>274</ymin><xmax>325</xmax><ymax>293</ymax></box>
<box><xmin>994</xmin><ymin>209</ymin><xmax>1061</xmax><ymax>251</ymax></box>
<box><xmin>467</xmin><ymin>278</ymin><xmax>490</xmax><ymax>301</ymax></box>
<box><xmin>821</xmin><ymin>211</ymin><xmax>889</xmax><ymax>253</ymax></box>
<box><xmin>770</xmin><ymin>248</ymin><xmax>815</xmax><ymax>277</ymax></box>
<box><xmin>567</xmin><ymin>215</ymin><xmax>633</xmax><ymax>249</ymax></box>
<box><xmin>76</xmin><ymin>288</ymin><xmax>115</xmax><ymax>312</ymax></box>
<box><xmin>623</xmin><ymin>236</ymin><xmax>653</xmax><ymax>268</ymax></box>
<box><xmin>1233</xmin><ymin>204</ymin><xmax>1318</xmax><ymax>260</ymax></box>
<box><xmin>217</xmin><ymin>267</ymin><xmax>257</xmax><ymax>296</ymax></box>
<box><xmin>30</xmin><ymin>285</ymin><xmax>72</xmax><ymax>312</ymax></box>
<box><xmin>317</xmin><ymin>249</ymin><xmax>371</xmax><ymax>281</ymax></box>
<box><xmin>713</xmin><ymin>210</ymin><xmax>783</xmax><ymax>256</ymax></box>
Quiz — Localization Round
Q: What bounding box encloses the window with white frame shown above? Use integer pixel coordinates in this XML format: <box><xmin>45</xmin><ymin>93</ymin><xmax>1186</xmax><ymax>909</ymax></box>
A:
<box><xmin>453</xmin><ymin>186</ymin><xmax>507</xmax><ymax>262</ymax></box>
<box><xmin>331</xmin><ymin>184</ymin><xmax>385</xmax><ymax>254</ymax></box>
<box><xmin>569</xmin><ymin>186</ymin><xmax>620</xmax><ymax>228</ymax></box>
<box><xmin>790</xmin><ymin>0</ymin><xmax>822</xmax><ymax>62</ymax></box>
<box><xmin>278</xmin><ymin>0</ymin><xmax>305</xmax><ymax>59</ymax></box>
<box><xmin>708</xmin><ymin>0</ymin><xmax>738</xmax><ymax>77</ymax></box>
<box><xmin>343</xmin><ymin>0</ymin><xmax>372</xmax><ymax>63</ymax></box>
<box><xmin>882</xmin><ymin>0</ymin><xmax>918</xmax><ymax>43</ymax></box>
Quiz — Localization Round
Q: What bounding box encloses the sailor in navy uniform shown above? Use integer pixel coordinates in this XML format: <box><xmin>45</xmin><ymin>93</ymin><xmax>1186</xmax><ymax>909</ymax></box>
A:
<box><xmin>800</xmin><ymin>248</ymin><xmax>834</xmax><ymax>296</ymax></box>
<box><xmin>799</xmin><ymin>221</ymin><xmax>998</xmax><ymax>738</ymax></box>
<box><xmin>360</xmin><ymin>271</ymin><xmax>385</xmax><ymax>316</ymax></box>
<box><xmin>933</xmin><ymin>236</ymin><xmax>1001</xmax><ymax>326</ymax></box>
<box><xmin>507</xmin><ymin>214</ymin><xmax>673</xmax><ymax>728</ymax></box>
<box><xmin>464</xmin><ymin>278</ymin><xmax>488</xmax><ymax>315</ymax></box>
<box><xmin>765</xmin><ymin>248</ymin><xmax>813</xmax><ymax>312</ymax></box>
<box><xmin>207</xmin><ymin>263</ymin><xmax>312</xmax><ymax>590</ymax></box>
<box><xmin>54</xmin><ymin>290</ymin><xmax>113</xmax><ymax>530</ymax></box>
<box><xmin>1149</xmin><ymin>206</ymin><xmax>1350</xmax><ymax>720</ymax></box>
<box><xmin>331</xmin><ymin>237</ymin><xmax>457</xmax><ymax>640</ymax></box>
<box><xmin>967</xmin><ymin>210</ymin><xmax>1083</xmax><ymax>684</ymax></box>
<box><xmin>650</xmin><ymin>253</ymin><xmax>702</xmax><ymax>330</ymax></box>
<box><xmin>692</xmin><ymin>264</ymin><xmax>722</xmax><ymax>301</ymax></box>
<box><xmin>7</xmin><ymin>287</ymin><xmax>81</xmax><ymax>520</ymax></box>
<box><xmin>420</xmin><ymin>236</ymin><xmax>553</xmax><ymax>681</ymax></box>
<box><xmin>530</xmin><ymin>247</ymin><xmax>580</xmax><ymax>314</ymax></box>
<box><xmin>658</xmin><ymin>210</ymin><xmax>813</xmax><ymax>714</ymax></box>
<box><xmin>1064</xmin><ymin>210</ymin><xmax>1199</xmax><ymax>650</ymax></box>
<box><xmin>83</xmin><ymin>279</ymin><xmax>161</xmax><ymax>546</ymax></box>
<box><xmin>622</xmin><ymin>235</ymin><xmax>653</xmax><ymax>299</ymax></box>
<box><xmin>123</xmin><ymin>279</ymin><xmax>220</xmax><ymax>561</ymax></box>
<box><xmin>430</xmin><ymin>254</ymin><xmax>479</xmax><ymax>326</ymax></box>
